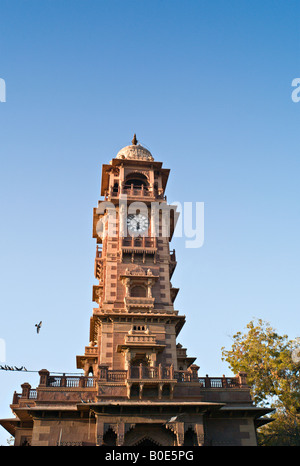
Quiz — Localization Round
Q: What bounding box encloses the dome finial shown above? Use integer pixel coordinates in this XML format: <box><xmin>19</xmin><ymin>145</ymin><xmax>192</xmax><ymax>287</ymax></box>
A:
<box><xmin>132</xmin><ymin>134</ymin><xmax>138</xmax><ymax>145</ymax></box>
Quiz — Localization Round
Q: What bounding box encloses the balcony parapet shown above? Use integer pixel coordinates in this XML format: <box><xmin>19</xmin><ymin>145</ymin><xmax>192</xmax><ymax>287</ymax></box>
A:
<box><xmin>124</xmin><ymin>296</ymin><xmax>155</xmax><ymax>311</ymax></box>
<box><xmin>105</xmin><ymin>186</ymin><xmax>166</xmax><ymax>201</ymax></box>
<box><xmin>36</xmin><ymin>370</ymin><xmax>247</xmax><ymax>389</ymax></box>
<box><xmin>125</xmin><ymin>334</ymin><xmax>157</xmax><ymax>345</ymax></box>
<box><xmin>196</xmin><ymin>373</ymin><xmax>248</xmax><ymax>388</ymax></box>
<box><xmin>121</xmin><ymin>237</ymin><xmax>156</xmax><ymax>250</ymax></box>
<box><xmin>11</xmin><ymin>369</ymin><xmax>249</xmax><ymax>407</ymax></box>
<box><xmin>83</xmin><ymin>346</ymin><xmax>98</xmax><ymax>356</ymax></box>
<box><xmin>37</xmin><ymin>370</ymin><xmax>97</xmax><ymax>389</ymax></box>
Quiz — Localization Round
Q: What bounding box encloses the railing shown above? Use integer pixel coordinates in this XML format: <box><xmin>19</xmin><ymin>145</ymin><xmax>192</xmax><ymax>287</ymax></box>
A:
<box><xmin>174</xmin><ymin>371</ymin><xmax>198</xmax><ymax>382</ymax></box>
<box><xmin>13</xmin><ymin>369</ymin><xmax>247</xmax><ymax>405</ymax></box>
<box><xmin>12</xmin><ymin>389</ymin><xmax>37</xmax><ymax>402</ymax></box>
<box><xmin>43</xmin><ymin>371</ymin><xmax>242</xmax><ymax>387</ymax></box>
<box><xmin>109</xmin><ymin>186</ymin><xmax>153</xmax><ymax>198</ymax></box>
<box><xmin>198</xmin><ymin>376</ymin><xmax>240</xmax><ymax>388</ymax></box>
<box><xmin>122</xmin><ymin>187</ymin><xmax>152</xmax><ymax>197</ymax></box>
<box><xmin>29</xmin><ymin>389</ymin><xmax>37</xmax><ymax>399</ymax></box>
<box><xmin>12</xmin><ymin>392</ymin><xmax>22</xmax><ymax>404</ymax></box>
<box><xmin>129</xmin><ymin>365</ymin><xmax>174</xmax><ymax>380</ymax></box>
<box><xmin>46</xmin><ymin>375</ymin><xmax>97</xmax><ymax>388</ymax></box>
<box><xmin>98</xmin><ymin>368</ymin><xmax>127</xmax><ymax>381</ymax></box>
<box><xmin>122</xmin><ymin>237</ymin><xmax>156</xmax><ymax>249</ymax></box>
<box><xmin>107</xmin><ymin>370</ymin><xmax>127</xmax><ymax>382</ymax></box>
<box><xmin>104</xmin><ymin>187</ymin><xmax>166</xmax><ymax>201</ymax></box>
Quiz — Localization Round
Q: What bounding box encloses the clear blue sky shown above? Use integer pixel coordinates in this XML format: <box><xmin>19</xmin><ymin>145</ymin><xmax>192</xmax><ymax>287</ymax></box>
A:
<box><xmin>0</xmin><ymin>0</ymin><xmax>299</xmax><ymax>444</ymax></box>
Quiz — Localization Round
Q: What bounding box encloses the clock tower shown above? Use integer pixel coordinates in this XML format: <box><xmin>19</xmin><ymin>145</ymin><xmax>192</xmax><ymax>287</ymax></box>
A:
<box><xmin>76</xmin><ymin>135</ymin><xmax>190</xmax><ymax>397</ymax></box>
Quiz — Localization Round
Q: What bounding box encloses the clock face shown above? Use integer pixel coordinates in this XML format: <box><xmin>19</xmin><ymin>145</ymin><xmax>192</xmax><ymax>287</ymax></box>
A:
<box><xmin>127</xmin><ymin>214</ymin><xmax>149</xmax><ymax>234</ymax></box>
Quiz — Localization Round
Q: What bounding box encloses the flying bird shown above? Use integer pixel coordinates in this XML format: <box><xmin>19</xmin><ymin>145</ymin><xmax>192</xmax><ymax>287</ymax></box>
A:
<box><xmin>163</xmin><ymin>413</ymin><xmax>187</xmax><ymax>425</ymax></box>
<box><xmin>167</xmin><ymin>416</ymin><xmax>178</xmax><ymax>423</ymax></box>
<box><xmin>35</xmin><ymin>321</ymin><xmax>42</xmax><ymax>333</ymax></box>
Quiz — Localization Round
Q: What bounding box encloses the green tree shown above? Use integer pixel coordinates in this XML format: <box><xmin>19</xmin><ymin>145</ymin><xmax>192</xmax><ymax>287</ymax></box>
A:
<box><xmin>221</xmin><ymin>319</ymin><xmax>300</xmax><ymax>445</ymax></box>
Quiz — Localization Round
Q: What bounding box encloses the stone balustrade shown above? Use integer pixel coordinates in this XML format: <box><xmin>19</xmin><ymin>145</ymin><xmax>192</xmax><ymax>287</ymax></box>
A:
<box><xmin>10</xmin><ymin>369</ymin><xmax>248</xmax><ymax>407</ymax></box>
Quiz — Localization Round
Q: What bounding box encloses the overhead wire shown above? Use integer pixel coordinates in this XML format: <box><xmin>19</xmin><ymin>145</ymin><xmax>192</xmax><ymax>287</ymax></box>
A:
<box><xmin>0</xmin><ymin>365</ymin><xmax>83</xmax><ymax>375</ymax></box>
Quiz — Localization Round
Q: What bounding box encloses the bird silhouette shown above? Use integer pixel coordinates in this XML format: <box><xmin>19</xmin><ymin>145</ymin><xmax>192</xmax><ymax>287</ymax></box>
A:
<box><xmin>35</xmin><ymin>321</ymin><xmax>42</xmax><ymax>333</ymax></box>
<box><xmin>163</xmin><ymin>413</ymin><xmax>186</xmax><ymax>425</ymax></box>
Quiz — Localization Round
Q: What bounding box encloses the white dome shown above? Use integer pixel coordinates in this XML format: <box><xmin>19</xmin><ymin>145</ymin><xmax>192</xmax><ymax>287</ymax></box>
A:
<box><xmin>116</xmin><ymin>144</ymin><xmax>154</xmax><ymax>161</ymax></box>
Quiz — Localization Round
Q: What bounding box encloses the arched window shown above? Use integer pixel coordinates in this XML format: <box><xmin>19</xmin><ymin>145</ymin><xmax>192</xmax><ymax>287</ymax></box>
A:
<box><xmin>125</xmin><ymin>173</ymin><xmax>148</xmax><ymax>190</ymax></box>
<box><xmin>112</xmin><ymin>181</ymin><xmax>119</xmax><ymax>193</ymax></box>
<box><xmin>131</xmin><ymin>285</ymin><xmax>147</xmax><ymax>298</ymax></box>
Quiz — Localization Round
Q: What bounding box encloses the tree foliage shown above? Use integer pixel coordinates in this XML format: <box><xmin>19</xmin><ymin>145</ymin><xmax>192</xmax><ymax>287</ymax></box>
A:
<box><xmin>221</xmin><ymin>319</ymin><xmax>300</xmax><ymax>445</ymax></box>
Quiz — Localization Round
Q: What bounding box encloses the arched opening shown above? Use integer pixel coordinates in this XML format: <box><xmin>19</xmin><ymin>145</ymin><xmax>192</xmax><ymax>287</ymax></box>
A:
<box><xmin>133</xmin><ymin>325</ymin><xmax>145</xmax><ymax>331</ymax></box>
<box><xmin>131</xmin><ymin>285</ymin><xmax>147</xmax><ymax>298</ymax></box>
<box><xmin>124</xmin><ymin>424</ymin><xmax>175</xmax><ymax>446</ymax></box>
<box><xmin>135</xmin><ymin>437</ymin><xmax>161</xmax><ymax>447</ymax></box>
<box><xmin>131</xmin><ymin>353</ymin><xmax>149</xmax><ymax>366</ymax></box>
<box><xmin>125</xmin><ymin>173</ymin><xmax>148</xmax><ymax>191</ymax></box>
<box><xmin>103</xmin><ymin>428</ymin><xmax>117</xmax><ymax>446</ymax></box>
<box><xmin>112</xmin><ymin>181</ymin><xmax>119</xmax><ymax>193</ymax></box>
<box><xmin>184</xmin><ymin>427</ymin><xmax>197</xmax><ymax>446</ymax></box>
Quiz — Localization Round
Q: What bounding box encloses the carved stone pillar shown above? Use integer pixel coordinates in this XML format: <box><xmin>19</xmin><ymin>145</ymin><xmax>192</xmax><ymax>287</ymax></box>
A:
<box><xmin>139</xmin><ymin>382</ymin><xmax>144</xmax><ymax>400</ymax></box>
<box><xmin>38</xmin><ymin>369</ymin><xmax>49</xmax><ymax>387</ymax></box>
<box><xmin>96</xmin><ymin>417</ymin><xmax>104</xmax><ymax>446</ymax></box>
<box><xmin>158</xmin><ymin>383</ymin><xmax>163</xmax><ymax>400</ymax></box>
<box><xmin>170</xmin><ymin>383</ymin><xmax>175</xmax><ymax>400</ymax></box>
<box><xmin>124</xmin><ymin>278</ymin><xmax>130</xmax><ymax>297</ymax></box>
<box><xmin>126</xmin><ymin>382</ymin><xmax>132</xmax><ymax>399</ymax></box>
<box><xmin>194</xmin><ymin>417</ymin><xmax>205</xmax><ymax>446</ymax></box>
<box><xmin>21</xmin><ymin>383</ymin><xmax>31</xmax><ymax>399</ymax></box>
<box><xmin>176</xmin><ymin>422</ymin><xmax>185</xmax><ymax>446</ymax></box>
<box><xmin>119</xmin><ymin>202</ymin><xmax>127</xmax><ymax>238</ymax></box>
<box><xmin>149</xmin><ymin>352</ymin><xmax>156</xmax><ymax>367</ymax></box>
<box><xmin>116</xmin><ymin>423</ymin><xmax>125</xmax><ymax>446</ymax></box>
<box><xmin>147</xmin><ymin>278</ymin><xmax>154</xmax><ymax>297</ymax></box>
<box><xmin>124</xmin><ymin>349</ymin><xmax>131</xmax><ymax>370</ymax></box>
